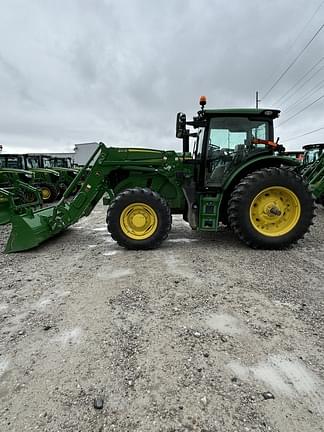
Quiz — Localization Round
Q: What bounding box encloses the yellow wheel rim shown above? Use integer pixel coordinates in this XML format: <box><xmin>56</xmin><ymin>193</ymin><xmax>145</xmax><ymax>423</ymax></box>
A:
<box><xmin>250</xmin><ymin>186</ymin><xmax>301</xmax><ymax>237</ymax></box>
<box><xmin>41</xmin><ymin>187</ymin><xmax>51</xmax><ymax>200</ymax></box>
<box><xmin>120</xmin><ymin>202</ymin><xmax>158</xmax><ymax>240</ymax></box>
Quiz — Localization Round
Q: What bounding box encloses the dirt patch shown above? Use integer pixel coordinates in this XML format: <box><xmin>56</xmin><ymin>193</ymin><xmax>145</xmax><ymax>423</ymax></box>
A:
<box><xmin>0</xmin><ymin>204</ymin><xmax>323</xmax><ymax>431</ymax></box>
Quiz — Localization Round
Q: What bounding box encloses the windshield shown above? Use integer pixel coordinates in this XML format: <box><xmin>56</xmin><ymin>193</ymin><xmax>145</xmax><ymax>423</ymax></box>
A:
<box><xmin>205</xmin><ymin>117</ymin><xmax>270</xmax><ymax>186</ymax></box>
<box><xmin>208</xmin><ymin>117</ymin><xmax>269</xmax><ymax>150</ymax></box>
<box><xmin>6</xmin><ymin>157</ymin><xmax>20</xmax><ymax>168</ymax></box>
<box><xmin>42</xmin><ymin>158</ymin><xmax>52</xmax><ymax>168</ymax></box>
<box><xmin>50</xmin><ymin>158</ymin><xmax>70</xmax><ymax>167</ymax></box>
<box><xmin>26</xmin><ymin>157</ymin><xmax>39</xmax><ymax>169</ymax></box>
<box><xmin>304</xmin><ymin>148</ymin><xmax>323</xmax><ymax>165</ymax></box>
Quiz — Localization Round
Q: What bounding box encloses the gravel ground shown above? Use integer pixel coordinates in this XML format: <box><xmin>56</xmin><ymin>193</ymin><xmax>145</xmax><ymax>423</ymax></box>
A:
<box><xmin>0</xmin><ymin>204</ymin><xmax>323</xmax><ymax>432</ymax></box>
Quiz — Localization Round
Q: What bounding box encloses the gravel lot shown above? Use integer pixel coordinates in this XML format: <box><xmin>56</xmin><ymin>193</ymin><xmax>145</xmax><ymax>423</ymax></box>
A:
<box><xmin>0</xmin><ymin>203</ymin><xmax>323</xmax><ymax>432</ymax></box>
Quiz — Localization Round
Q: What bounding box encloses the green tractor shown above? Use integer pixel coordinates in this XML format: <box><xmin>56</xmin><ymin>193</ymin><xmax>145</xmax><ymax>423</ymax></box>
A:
<box><xmin>48</xmin><ymin>156</ymin><xmax>74</xmax><ymax>169</ymax></box>
<box><xmin>301</xmin><ymin>143</ymin><xmax>324</xmax><ymax>205</ymax></box>
<box><xmin>26</xmin><ymin>154</ymin><xmax>79</xmax><ymax>196</ymax></box>
<box><xmin>0</xmin><ymin>154</ymin><xmax>60</xmax><ymax>202</ymax></box>
<box><xmin>3</xmin><ymin>98</ymin><xmax>315</xmax><ymax>253</ymax></box>
<box><xmin>282</xmin><ymin>150</ymin><xmax>304</xmax><ymax>161</ymax></box>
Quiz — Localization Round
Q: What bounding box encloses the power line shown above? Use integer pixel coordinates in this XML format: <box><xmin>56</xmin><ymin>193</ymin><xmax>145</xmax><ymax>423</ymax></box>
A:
<box><xmin>262</xmin><ymin>2</ymin><xmax>324</xmax><ymax>97</ymax></box>
<box><xmin>278</xmin><ymin>93</ymin><xmax>324</xmax><ymax>126</ymax></box>
<box><xmin>283</xmin><ymin>126</ymin><xmax>324</xmax><ymax>142</ymax></box>
<box><xmin>273</xmin><ymin>56</ymin><xmax>324</xmax><ymax>105</ymax></box>
<box><xmin>262</xmin><ymin>24</ymin><xmax>324</xmax><ymax>100</ymax></box>
<box><xmin>279</xmin><ymin>65</ymin><xmax>324</xmax><ymax>106</ymax></box>
<box><xmin>288</xmin><ymin>0</ymin><xmax>324</xmax><ymax>47</ymax></box>
<box><xmin>284</xmin><ymin>78</ymin><xmax>324</xmax><ymax>113</ymax></box>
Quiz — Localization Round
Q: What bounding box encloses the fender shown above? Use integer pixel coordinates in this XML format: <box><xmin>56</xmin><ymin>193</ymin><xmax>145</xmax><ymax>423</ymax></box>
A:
<box><xmin>223</xmin><ymin>155</ymin><xmax>299</xmax><ymax>192</ymax></box>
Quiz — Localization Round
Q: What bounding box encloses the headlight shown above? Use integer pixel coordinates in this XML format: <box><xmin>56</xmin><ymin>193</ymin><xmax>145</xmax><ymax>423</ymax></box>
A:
<box><xmin>24</xmin><ymin>173</ymin><xmax>33</xmax><ymax>179</ymax></box>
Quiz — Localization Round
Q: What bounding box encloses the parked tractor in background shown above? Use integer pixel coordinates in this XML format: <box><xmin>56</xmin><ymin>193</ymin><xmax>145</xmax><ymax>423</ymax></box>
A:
<box><xmin>25</xmin><ymin>154</ymin><xmax>79</xmax><ymax>196</ymax></box>
<box><xmin>283</xmin><ymin>150</ymin><xmax>304</xmax><ymax>162</ymax></box>
<box><xmin>0</xmin><ymin>154</ymin><xmax>60</xmax><ymax>202</ymax></box>
<box><xmin>49</xmin><ymin>156</ymin><xmax>74</xmax><ymax>169</ymax></box>
<box><xmin>301</xmin><ymin>143</ymin><xmax>324</xmax><ymax>205</ymax></box>
<box><xmin>3</xmin><ymin>97</ymin><xmax>315</xmax><ymax>253</ymax></box>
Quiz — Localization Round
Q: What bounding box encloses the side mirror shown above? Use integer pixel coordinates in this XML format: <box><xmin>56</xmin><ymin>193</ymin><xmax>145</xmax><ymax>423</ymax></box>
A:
<box><xmin>176</xmin><ymin>112</ymin><xmax>187</xmax><ymax>138</ymax></box>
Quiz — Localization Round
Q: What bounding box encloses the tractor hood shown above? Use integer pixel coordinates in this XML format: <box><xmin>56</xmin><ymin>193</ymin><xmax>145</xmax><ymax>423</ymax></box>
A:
<box><xmin>30</xmin><ymin>168</ymin><xmax>60</xmax><ymax>176</ymax></box>
<box><xmin>0</xmin><ymin>168</ymin><xmax>34</xmax><ymax>177</ymax></box>
<box><xmin>49</xmin><ymin>167</ymin><xmax>79</xmax><ymax>175</ymax></box>
<box><xmin>113</xmin><ymin>148</ymin><xmax>179</xmax><ymax>164</ymax></box>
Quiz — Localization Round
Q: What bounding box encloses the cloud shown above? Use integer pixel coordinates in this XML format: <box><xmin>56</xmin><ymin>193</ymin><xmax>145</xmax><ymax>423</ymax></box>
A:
<box><xmin>0</xmin><ymin>0</ymin><xmax>323</xmax><ymax>153</ymax></box>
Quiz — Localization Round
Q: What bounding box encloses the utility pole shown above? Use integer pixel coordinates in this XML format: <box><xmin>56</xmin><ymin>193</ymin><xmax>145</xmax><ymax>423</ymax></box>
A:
<box><xmin>255</xmin><ymin>91</ymin><xmax>260</xmax><ymax>109</ymax></box>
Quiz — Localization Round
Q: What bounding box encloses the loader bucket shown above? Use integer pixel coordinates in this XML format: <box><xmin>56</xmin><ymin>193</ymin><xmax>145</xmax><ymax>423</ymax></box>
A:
<box><xmin>5</xmin><ymin>207</ymin><xmax>62</xmax><ymax>253</ymax></box>
<box><xmin>0</xmin><ymin>201</ymin><xmax>11</xmax><ymax>225</ymax></box>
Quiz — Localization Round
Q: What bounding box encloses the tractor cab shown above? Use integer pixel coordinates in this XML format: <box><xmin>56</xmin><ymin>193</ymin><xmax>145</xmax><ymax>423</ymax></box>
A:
<box><xmin>302</xmin><ymin>143</ymin><xmax>324</xmax><ymax>166</ymax></box>
<box><xmin>176</xmin><ymin>97</ymin><xmax>286</xmax><ymax>190</ymax></box>
<box><xmin>49</xmin><ymin>156</ymin><xmax>73</xmax><ymax>168</ymax></box>
<box><xmin>0</xmin><ymin>154</ymin><xmax>25</xmax><ymax>169</ymax></box>
<box><xmin>24</xmin><ymin>154</ymin><xmax>42</xmax><ymax>169</ymax></box>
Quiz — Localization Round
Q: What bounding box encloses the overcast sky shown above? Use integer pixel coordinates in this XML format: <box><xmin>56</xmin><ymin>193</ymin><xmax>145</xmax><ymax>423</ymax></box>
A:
<box><xmin>0</xmin><ymin>0</ymin><xmax>323</xmax><ymax>153</ymax></box>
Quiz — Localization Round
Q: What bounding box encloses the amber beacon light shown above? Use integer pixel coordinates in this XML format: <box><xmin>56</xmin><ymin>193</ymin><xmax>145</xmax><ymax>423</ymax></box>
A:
<box><xmin>199</xmin><ymin>95</ymin><xmax>207</xmax><ymax>107</ymax></box>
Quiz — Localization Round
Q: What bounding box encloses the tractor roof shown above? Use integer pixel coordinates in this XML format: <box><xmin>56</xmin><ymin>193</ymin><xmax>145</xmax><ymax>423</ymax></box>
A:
<box><xmin>303</xmin><ymin>143</ymin><xmax>324</xmax><ymax>150</ymax></box>
<box><xmin>204</xmin><ymin>108</ymin><xmax>280</xmax><ymax>119</ymax></box>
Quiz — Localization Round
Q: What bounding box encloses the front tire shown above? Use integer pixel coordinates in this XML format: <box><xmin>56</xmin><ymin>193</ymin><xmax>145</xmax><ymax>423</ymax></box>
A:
<box><xmin>228</xmin><ymin>167</ymin><xmax>315</xmax><ymax>249</ymax></box>
<box><xmin>107</xmin><ymin>188</ymin><xmax>172</xmax><ymax>249</ymax></box>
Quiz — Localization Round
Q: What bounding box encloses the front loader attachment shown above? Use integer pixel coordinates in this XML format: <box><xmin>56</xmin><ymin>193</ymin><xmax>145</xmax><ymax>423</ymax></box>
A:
<box><xmin>5</xmin><ymin>207</ymin><xmax>58</xmax><ymax>253</ymax></box>
<box><xmin>0</xmin><ymin>193</ymin><xmax>12</xmax><ymax>225</ymax></box>
<box><xmin>4</xmin><ymin>144</ymin><xmax>110</xmax><ymax>253</ymax></box>
<box><xmin>0</xmin><ymin>183</ymin><xmax>42</xmax><ymax>226</ymax></box>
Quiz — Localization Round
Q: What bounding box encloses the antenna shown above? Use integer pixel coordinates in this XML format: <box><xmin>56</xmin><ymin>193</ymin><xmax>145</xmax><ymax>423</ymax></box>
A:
<box><xmin>255</xmin><ymin>91</ymin><xmax>261</xmax><ymax>109</ymax></box>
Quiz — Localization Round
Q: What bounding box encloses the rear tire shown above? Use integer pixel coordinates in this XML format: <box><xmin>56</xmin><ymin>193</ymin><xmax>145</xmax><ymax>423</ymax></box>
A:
<box><xmin>227</xmin><ymin>167</ymin><xmax>315</xmax><ymax>249</ymax></box>
<box><xmin>107</xmin><ymin>188</ymin><xmax>171</xmax><ymax>249</ymax></box>
<box><xmin>37</xmin><ymin>183</ymin><xmax>58</xmax><ymax>203</ymax></box>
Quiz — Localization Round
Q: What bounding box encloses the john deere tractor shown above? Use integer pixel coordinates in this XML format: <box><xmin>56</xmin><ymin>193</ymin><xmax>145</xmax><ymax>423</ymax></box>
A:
<box><xmin>301</xmin><ymin>143</ymin><xmax>324</xmax><ymax>205</ymax></box>
<box><xmin>3</xmin><ymin>98</ymin><xmax>315</xmax><ymax>253</ymax></box>
<box><xmin>26</xmin><ymin>154</ymin><xmax>79</xmax><ymax>196</ymax></box>
<box><xmin>0</xmin><ymin>154</ymin><xmax>60</xmax><ymax>202</ymax></box>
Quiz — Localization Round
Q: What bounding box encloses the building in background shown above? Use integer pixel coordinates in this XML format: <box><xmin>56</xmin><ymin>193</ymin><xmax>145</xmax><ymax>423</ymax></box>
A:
<box><xmin>73</xmin><ymin>142</ymin><xmax>99</xmax><ymax>165</ymax></box>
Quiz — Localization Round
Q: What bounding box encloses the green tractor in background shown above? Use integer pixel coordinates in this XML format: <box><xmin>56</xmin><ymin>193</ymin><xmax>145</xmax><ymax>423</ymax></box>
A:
<box><xmin>0</xmin><ymin>154</ymin><xmax>60</xmax><ymax>202</ymax></box>
<box><xmin>3</xmin><ymin>97</ymin><xmax>315</xmax><ymax>253</ymax></box>
<box><xmin>301</xmin><ymin>143</ymin><xmax>324</xmax><ymax>205</ymax></box>
<box><xmin>25</xmin><ymin>154</ymin><xmax>79</xmax><ymax>196</ymax></box>
<box><xmin>282</xmin><ymin>150</ymin><xmax>304</xmax><ymax>162</ymax></box>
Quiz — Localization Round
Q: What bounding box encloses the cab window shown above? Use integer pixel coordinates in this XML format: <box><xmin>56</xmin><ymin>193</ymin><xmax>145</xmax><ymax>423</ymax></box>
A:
<box><xmin>26</xmin><ymin>158</ymin><xmax>39</xmax><ymax>169</ymax></box>
<box><xmin>6</xmin><ymin>157</ymin><xmax>19</xmax><ymax>169</ymax></box>
<box><xmin>208</xmin><ymin>117</ymin><xmax>268</xmax><ymax>151</ymax></box>
<box><xmin>205</xmin><ymin>117</ymin><xmax>269</xmax><ymax>186</ymax></box>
